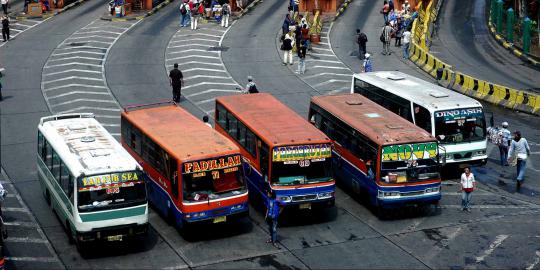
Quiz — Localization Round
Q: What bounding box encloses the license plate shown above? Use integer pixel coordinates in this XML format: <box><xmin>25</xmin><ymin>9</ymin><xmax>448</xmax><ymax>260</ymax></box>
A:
<box><xmin>213</xmin><ymin>216</ymin><xmax>227</xmax><ymax>223</ymax></box>
<box><xmin>299</xmin><ymin>203</ymin><xmax>311</xmax><ymax>210</ymax></box>
<box><xmin>107</xmin><ymin>235</ymin><xmax>123</xmax><ymax>241</ymax></box>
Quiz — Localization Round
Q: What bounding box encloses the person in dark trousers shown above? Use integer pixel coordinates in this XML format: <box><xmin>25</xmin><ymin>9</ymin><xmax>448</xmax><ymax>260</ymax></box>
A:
<box><xmin>169</xmin><ymin>63</ymin><xmax>184</xmax><ymax>103</ymax></box>
<box><xmin>356</xmin><ymin>29</ymin><xmax>367</xmax><ymax>59</ymax></box>
<box><xmin>296</xmin><ymin>39</ymin><xmax>306</xmax><ymax>74</ymax></box>
<box><xmin>508</xmin><ymin>130</ymin><xmax>531</xmax><ymax>190</ymax></box>
<box><xmin>282</xmin><ymin>14</ymin><xmax>292</xmax><ymax>39</ymax></box>
<box><xmin>294</xmin><ymin>23</ymin><xmax>302</xmax><ymax>53</ymax></box>
<box><xmin>1</xmin><ymin>15</ymin><xmax>8</xmax><ymax>42</ymax></box>
<box><xmin>1</xmin><ymin>0</ymin><xmax>8</xmax><ymax>15</ymax></box>
<box><xmin>265</xmin><ymin>191</ymin><xmax>282</xmax><ymax>249</ymax></box>
<box><xmin>0</xmin><ymin>74</ymin><xmax>3</xmax><ymax>101</ymax></box>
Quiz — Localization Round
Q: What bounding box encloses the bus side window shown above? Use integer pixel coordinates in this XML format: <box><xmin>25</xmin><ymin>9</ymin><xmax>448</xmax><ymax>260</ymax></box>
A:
<box><xmin>227</xmin><ymin>113</ymin><xmax>238</xmax><ymax>140</ymax></box>
<box><xmin>130</xmin><ymin>126</ymin><xmax>143</xmax><ymax>155</ymax></box>
<box><xmin>60</xmin><ymin>162</ymin><xmax>70</xmax><ymax>197</ymax></box>
<box><xmin>216</xmin><ymin>104</ymin><xmax>227</xmax><ymax>128</ymax></box>
<box><xmin>245</xmin><ymin>130</ymin><xmax>257</xmax><ymax>157</ymax></box>
<box><xmin>68</xmin><ymin>174</ymin><xmax>74</xmax><ymax>203</ymax></box>
<box><xmin>52</xmin><ymin>150</ymin><xmax>61</xmax><ymax>182</ymax></box>
<box><xmin>413</xmin><ymin>104</ymin><xmax>432</xmax><ymax>133</ymax></box>
<box><xmin>238</xmin><ymin>121</ymin><xmax>247</xmax><ymax>147</ymax></box>
<box><xmin>38</xmin><ymin>132</ymin><xmax>44</xmax><ymax>157</ymax></box>
<box><xmin>258</xmin><ymin>141</ymin><xmax>269</xmax><ymax>179</ymax></box>
<box><xmin>45</xmin><ymin>140</ymin><xmax>53</xmax><ymax>171</ymax></box>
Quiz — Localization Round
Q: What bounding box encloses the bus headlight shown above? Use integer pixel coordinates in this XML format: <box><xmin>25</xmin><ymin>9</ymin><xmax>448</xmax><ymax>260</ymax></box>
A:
<box><xmin>231</xmin><ymin>204</ymin><xmax>244</xmax><ymax>211</ymax></box>
<box><xmin>475</xmin><ymin>150</ymin><xmax>486</xmax><ymax>156</ymax></box>
<box><xmin>317</xmin><ymin>192</ymin><xmax>334</xmax><ymax>199</ymax></box>
<box><xmin>277</xmin><ymin>196</ymin><xmax>292</xmax><ymax>203</ymax></box>
<box><xmin>445</xmin><ymin>154</ymin><xmax>453</xmax><ymax>160</ymax></box>
<box><xmin>378</xmin><ymin>191</ymin><xmax>400</xmax><ymax>198</ymax></box>
<box><xmin>425</xmin><ymin>187</ymin><xmax>440</xmax><ymax>193</ymax></box>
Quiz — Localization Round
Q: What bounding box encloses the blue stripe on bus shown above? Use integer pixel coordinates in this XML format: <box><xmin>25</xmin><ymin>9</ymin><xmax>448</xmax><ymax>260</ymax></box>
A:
<box><xmin>243</xmin><ymin>163</ymin><xmax>335</xmax><ymax>206</ymax></box>
<box><xmin>333</xmin><ymin>151</ymin><xmax>441</xmax><ymax>208</ymax></box>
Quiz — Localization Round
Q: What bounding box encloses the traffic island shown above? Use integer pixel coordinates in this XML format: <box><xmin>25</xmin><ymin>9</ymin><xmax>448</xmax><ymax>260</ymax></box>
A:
<box><xmin>9</xmin><ymin>0</ymin><xmax>89</xmax><ymax>21</ymax></box>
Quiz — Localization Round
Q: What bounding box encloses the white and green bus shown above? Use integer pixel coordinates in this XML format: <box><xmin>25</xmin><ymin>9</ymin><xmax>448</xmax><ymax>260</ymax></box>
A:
<box><xmin>37</xmin><ymin>113</ymin><xmax>148</xmax><ymax>248</ymax></box>
<box><xmin>352</xmin><ymin>71</ymin><xmax>489</xmax><ymax>166</ymax></box>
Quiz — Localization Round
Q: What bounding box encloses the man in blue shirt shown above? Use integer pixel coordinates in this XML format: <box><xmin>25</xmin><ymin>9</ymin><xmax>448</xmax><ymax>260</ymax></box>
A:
<box><xmin>265</xmin><ymin>191</ymin><xmax>281</xmax><ymax>249</ymax></box>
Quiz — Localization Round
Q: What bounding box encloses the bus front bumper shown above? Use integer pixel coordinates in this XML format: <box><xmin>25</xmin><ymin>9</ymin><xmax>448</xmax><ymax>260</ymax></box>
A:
<box><xmin>183</xmin><ymin>203</ymin><xmax>250</xmax><ymax>224</ymax></box>
<box><xmin>77</xmin><ymin>223</ymin><xmax>148</xmax><ymax>242</ymax></box>
<box><xmin>377</xmin><ymin>190</ymin><xmax>441</xmax><ymax>208</ymax></box>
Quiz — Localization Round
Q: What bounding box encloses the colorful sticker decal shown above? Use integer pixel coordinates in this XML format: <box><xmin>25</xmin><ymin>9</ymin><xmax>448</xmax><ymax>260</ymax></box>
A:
<box><xmin>183</xmin><ymin>155</ymin><xmax>242</xmax><ymax>174</ymax></box>
<box><xmin>272</xmin><ymin>144</ymin><xmax>332</xmax><ymax>162</ymax></box>
<box><xmin>382</xmin><ymin>142</ymin><xmax>438</xmax><ymax>162</ymax></box>
<box><xmin>79</xmin><ymin>172</ymin><xmax>143</xmax><ymax>192</ymax></box>
<box><xmin>434</xmin><ymin>108</ymin><xmax>483</xmax><ymax>122</ymax></box>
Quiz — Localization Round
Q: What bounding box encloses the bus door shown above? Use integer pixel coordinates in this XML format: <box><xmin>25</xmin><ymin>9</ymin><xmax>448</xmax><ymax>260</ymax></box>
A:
<box><xmin>257</xmin><ymin>140</ymin><xmax>270</xmax><ymax>197</ymax></box>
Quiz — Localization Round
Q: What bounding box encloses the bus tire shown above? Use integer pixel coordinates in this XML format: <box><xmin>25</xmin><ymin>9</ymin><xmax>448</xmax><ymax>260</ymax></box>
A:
<box><xmin>66</xmin><ymin>221</ymin><xmax>75</xmax><ymax>245</ymax></box>
<box><xmin>44</xmin><ymin>189</ymin><xmax>51</xmax><ymax>206</ymax></box>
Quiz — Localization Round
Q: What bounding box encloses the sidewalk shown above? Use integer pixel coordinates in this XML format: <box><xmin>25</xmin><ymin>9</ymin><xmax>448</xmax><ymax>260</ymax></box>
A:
<box><xmin>431</xmin><ymin>0</ymin><xmax>540</xmax><ymax>92</ymax></box>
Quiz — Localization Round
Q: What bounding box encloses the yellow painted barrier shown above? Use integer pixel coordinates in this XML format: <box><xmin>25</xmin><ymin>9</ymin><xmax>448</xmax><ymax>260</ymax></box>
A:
<box><xmin>414</xmin><ymin>46</ymin><xmax>428</xmax><ymax>67</ymax></box>
<box><xmin>410</xmin><ymin>43</ymin><xmax>421</xmax><ymax>62</ymax></box>
<box><xmin>422</xmin><ymin>53</ymin><xmax>436</xmax><ymax>74</ymax></box>
<box><xmin>439</xmin><ymin>68</ymin><xmax>454</xmax><ymax>88</ymax></box>
<box><xmin>514</xmin><ymin>91</ymin><xmax>537</xmax><ymax>113</ymax></box>
<box><xmin>429</xmin><ymin>57</ymin><xmax>452</xmax><ymax>78</ymax></box>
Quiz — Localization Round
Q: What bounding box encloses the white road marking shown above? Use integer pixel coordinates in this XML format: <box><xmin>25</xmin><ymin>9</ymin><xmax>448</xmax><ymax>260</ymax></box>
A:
<box><xmin>327</xmin><ymin>88</ymin><xmax>350</xmax><ymax>94</ymax></box>
<box><xmin>303</xmin><ymin>73</ymin><xmax>352</xmax><ymax>79</ymax></box>
<box><xmin>182</xmin><ymin>82</ymin><xmax>238</xmax><ymax>90</ymax></box>
<box><xmin>4</xmin><ymin>237</ymin><xmax>49</xmax><ymax>244</ymax></box>
<box><xmin>440</xmin><ymin>205</ymin><xmax>535</xmax><ymax>209</ymax></box>
<box><xmin>180</xmin><ymin>32</ymin><xmax>222</xmax><ymax>38</ymax></box>
<box><xmin>170</xmin><ymin>38</ymin><xmax>219</xmax><ymax>43</ymax></box>
<box><xmin>3</xmin><ymin>221</ymin><xmax>37</xmax><ymax>227</ymax></box>
<box><xmin>309</xmin><ymin>52</ymin><xmax>336</xmax><ymax>57</ymax></box>
<box><xmin>313</xmin><ymin>79</ymin><xmax>351</xmax><ymax>88</ymax></box>
<box><xmin>306</xmin><ymin>59</ymin><xmax>344</xmax><ymax>64</ymax></box>
<box><xmin>66</xmin><ymin>35</ymin><xmax>117</xmax><ymax>40</ymax></box>
<box><xmin>311</xmin><ymin>65</ymin><xmax>350</xmax><ymax>70</ymax></box>
<box><xmin>48</xmin><ymin>91</ymin><xmax>110</xmax><ymax>100</ymax></box>
<box><xmin>476</xmin><ymin>235</ymin><xmax>509</xmax><ymax>263</ymax></box>
<box><xmin>3</xmin><ymin>207</ymin><xmax>29</xmax><ymax>213</ymax></box>
<box><xmin>184</xmin><ymin>75</ymin><xmax>231</xmax><ymax>80</ymax></box>
<box><xmin>186</xmin><ymin>89</ymin><xmax>241</xmax><ymax>97</ymax></box>
<box><xmin>71</xmin><ymin>30</ymin><xmax>123</xmax><ymax>35</ymax></box>
<box><xmin>175</xmin><ymin>61</ymin><xmax>223</xmax><ymax>67</ymax></box>
<box><xmin>55</xmin><ymin>45</ymin><xmax>108</xmax><ymax>50</ymax></box>
<box><xmin>51</xmin><ymin>51</ymin><xmax>106</xmax><ymax>57</ymax></box>
<box><xmin>167</xmin><ymin>48</ymin><xmax>220</xmax><ymax>54</ymax></box>
<box><xmin>48</xmin><ymin>56</ymin><xmax>104</xmax><ymax>62</ymax></box>
<box><xmin>195</xmin><ymin>98</ymin><xmax>216</xmax><ymax>105</ymax></box>
<box><xmin>6</xmin><ymin>257</ymin><xmax>59</xmax><ymax>263</ymax></box>
<box><xmin>182</xmin><ymin>67</ymin><xmax>227</xmax><ymax>73</ymax></box>
<box><xmin>43</xmin><ymin>84</ymin><xmax>107</xmax><ymax>92</ymax></box>
<box><xmin>44</xmin><ymin>62</ymin><xmax>102</xmax><ymax>68</ymax></box>
<box><xmin>50</xmin><ymin>98</ymin><xmax>118</xmax><ymax>108</ymax></box>
<box><xmin>43</xmin><ymin>69</ymin><xmax>102</xmax><ymax>76</ymax></box>
<box><xmin>42</xmin><ymin>76</ymin><xmax>103</xmax><ymax>84</ymax></box>
<box><xmin>58</xmin><ymin>106</ymin><xmax>121</xmax><ymax>114</ymax></box>
<box><xmin>526</xmin><ymin>251</ymin><xmax>540</xmax><ymax>270</ymax></box>
<box><xmin>169</xmin><ymin>43</ymin><xmax>214</xmax><ymax>48</ymax></box>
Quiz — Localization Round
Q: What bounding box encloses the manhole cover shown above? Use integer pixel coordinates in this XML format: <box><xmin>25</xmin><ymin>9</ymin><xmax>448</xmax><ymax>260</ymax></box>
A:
<box><xmin>69</xmin><ymin>42</ymin><xmax>86</xmax><ymax>46</ymax></box>
<box><xmin>207</xmin><ymin>46</ymin><xmax>229</xmax><ymax>52</ymax></box>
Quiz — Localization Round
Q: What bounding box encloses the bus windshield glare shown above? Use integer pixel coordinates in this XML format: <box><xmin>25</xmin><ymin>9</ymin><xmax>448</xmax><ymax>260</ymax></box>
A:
<box><xmin>380</xmin><ymin>142</ymin><xmax>440</xmax><ymax>183</ymax></box>
<box><xmin>182</xmin><ymin>155</ymin><xmax>245</xmax><ymax>202</ymax></box>
<box><xmin>77</xmin><ymin>171</ymin><xmax>147</xmax><ymax>212</ymax></box>
<box><xmin>271</xmin><ymin>144</ymin><xmax>333</xmax><ymax>186</ymax></box>
<box><xmin>434</xmin><ymin>108</ymin><xmax>486</xmax><ymax>143</ymax></box>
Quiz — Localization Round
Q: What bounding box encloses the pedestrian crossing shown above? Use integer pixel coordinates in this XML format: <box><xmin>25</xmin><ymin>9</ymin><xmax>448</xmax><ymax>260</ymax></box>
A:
<box><xmin>291</xmin><ymin>23</ymin><xmax>353</xmax><ymax>95</ymax></box>
<box><xmin>40</xmin><ymin>19</ymin><xmax>139</xmax><ymax>136</ymax></box>
<box><xmin>0</xmin><ymin>170</ymin><xmax>63</xmax><ymax>269</ymax></box>
<box><xmin>0</xmin><ymin>18</ymin><xmax>49</xmax><ymax>47</ymax></box>
<box><xmin>165</xmin><ymin>22</ymin><xmax>241</xmax><ymax>116</ymax></box>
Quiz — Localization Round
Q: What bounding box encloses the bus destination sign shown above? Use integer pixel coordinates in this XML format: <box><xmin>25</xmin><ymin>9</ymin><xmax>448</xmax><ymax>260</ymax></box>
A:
<box><xmin>80</xmin><ymin>172</ymin><xmax>142</xmax><ymax>191</ymax></box>
<box><xmin>273</xmin><ymin>144</ymin><xmax>332</xmax><ymax>162</ymax></box>
<box><xmin>382</xmin><ymin>142</ymin><xmax>438</xmax><ymax>162</ymax></box>
<box><xmin>183</xmin><ymin>155</ymin><xmax>242</xmax><ymax>174</ymax></box>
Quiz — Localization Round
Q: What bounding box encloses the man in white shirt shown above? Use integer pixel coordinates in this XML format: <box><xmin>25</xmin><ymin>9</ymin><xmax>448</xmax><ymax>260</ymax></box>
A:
<box><xmin>402</xmin><ymin>28</ymin><xmax>411</xmax><ymax>59</ymax></box>
<box><xmin>508</xmin><ymin>130</ymin><xmax>531</xmax><ymax>189</ymax></box>
<box><xmin>1</xmin><ymin>0</ymin><xmax>8</xmax><ymax>15</ymax></box>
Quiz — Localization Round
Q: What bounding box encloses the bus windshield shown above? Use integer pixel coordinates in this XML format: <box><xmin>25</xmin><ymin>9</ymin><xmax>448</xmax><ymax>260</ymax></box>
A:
<box><xmin>77</xmin><ymin>171</ymin><xmax>147</xmax><ymax>212</ymax></box>
<box><xmin>380</xmin><ymin>142</ymin><xmax>440</xmax><ymax>183</ymax></box>
<box><xmin>434</xmin><ymin>108</ymin><xmax>486</xmax><ymax>143</ymax></box>
<box><xmin>182</xmin><ymin>155</ymin><xmax>245</xmax><ymax>202</ymax></box>
<box><xmin>271</xmin><ymin>144</ymin><xmax>333</xmax><ymax>186</ymax></box>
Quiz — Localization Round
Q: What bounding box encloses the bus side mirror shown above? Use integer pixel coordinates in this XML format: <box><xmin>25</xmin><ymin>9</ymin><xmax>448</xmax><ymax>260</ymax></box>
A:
<box><xmin>438</xmin><ymin>145</ymin><xmax>447</xmax><ymax>167</ymax></box>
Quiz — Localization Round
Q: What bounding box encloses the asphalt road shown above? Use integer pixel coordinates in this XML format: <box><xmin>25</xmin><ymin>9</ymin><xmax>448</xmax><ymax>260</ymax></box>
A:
<box><xmin>0</xmin><ymin>0</ymin><xmax>539</xmax><ymax>269</ymax></box>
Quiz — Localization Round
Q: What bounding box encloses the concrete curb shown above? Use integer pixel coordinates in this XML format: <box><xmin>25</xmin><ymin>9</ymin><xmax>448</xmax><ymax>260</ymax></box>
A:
<box><xmin>234</xmin><ymin>0</ymin><xmax>263</xmax><ymax>19</ymax></box>
<box><xmin>333</xmin><ymin>0</ymin><xmax>352</xmax><ymax>21</ymax></box>
<box><xmin>487</xmin><ymin>19</ymin><xmax>540</xmax><ymax>69</ymax></box>
<box><xmin>100</xmin><ymin>0</ymin><xmax>175</xmax><ymax>21</ymax></box>
<box><xmin>9</xmin><ymin>0</ymin><xmax>87</xmax><ymax>21</ymax></box>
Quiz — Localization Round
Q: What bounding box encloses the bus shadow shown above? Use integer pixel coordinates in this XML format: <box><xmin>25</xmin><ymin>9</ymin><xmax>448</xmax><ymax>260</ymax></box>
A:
<box><xmin>179</xmin><ymin>218</ymin><xmax>255</xmax><ymax>243</ymax></box>
<box><xmin>336</xmin><ymin>182</ymin><xmax>442</xmax><ymax>221</ymax></box>
<box><xmin>79</xmin><ymin>227</ymin><xmax>161</xmax><ymax>259</ymax></box>
<box><xmin>277</xmin><ymin>207</ymin><xmax>338</xmax><ymax>228</ymax></box>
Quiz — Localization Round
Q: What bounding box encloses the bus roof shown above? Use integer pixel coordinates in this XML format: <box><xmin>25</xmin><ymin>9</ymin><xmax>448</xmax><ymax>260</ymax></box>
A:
<box><xmin>38</xmin><ymin>114</ymin><xmax>140</xmax><ymax>177</ymax></box>
<box><xmin>216</xmin><ymin>93</ymin><xmax>330</xmax><ymax>147</ymax></box>
<box><xmin>121</xmin><ymin>104</ymin><xmax>240</xmax><ymax>161</ymax></box>
<box><xmin>353</xmin><ymin>71</ymin><xmax>483</xmax><ymax>111</ymax></box>
<box><xmin>311</xmin><ymin>94</ymin><xmax>436</xmax><ymax>146</ymax></box>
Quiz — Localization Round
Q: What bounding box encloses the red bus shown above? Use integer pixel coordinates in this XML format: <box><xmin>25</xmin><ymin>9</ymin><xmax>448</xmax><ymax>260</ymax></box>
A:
<box><xmin>309</xmin><ymin>94</ymin><xmax>442</xmax><ymax>212</ymax></box>
<box><xmin>215</xmin><ymin>93</ymin><xmax>335</xmax><ymax>210</ymax></box>
<box><xmin>121</xmin><ymin>102</ymin><xmax>248</xmax><ymax>227</ymax></box>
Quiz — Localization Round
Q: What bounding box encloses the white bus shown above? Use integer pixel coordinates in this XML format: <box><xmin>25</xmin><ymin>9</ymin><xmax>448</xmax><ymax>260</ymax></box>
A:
<box><xmin>37</xmin><ymin>113</ymin><xmax>148</xmax><ymax>250</ymax></box>
<box><xmin>351</xmin><ymin>71</ymin><xmax>488</xmax><ymax>166</ymax></box>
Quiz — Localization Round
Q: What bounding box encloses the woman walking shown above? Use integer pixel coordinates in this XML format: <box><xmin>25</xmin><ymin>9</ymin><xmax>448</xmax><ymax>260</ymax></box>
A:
<box><xmin>460</xmin><ymin>167</ymin><xmax>476</xmax><ymax>212</ymax></box>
